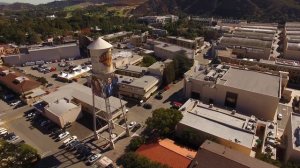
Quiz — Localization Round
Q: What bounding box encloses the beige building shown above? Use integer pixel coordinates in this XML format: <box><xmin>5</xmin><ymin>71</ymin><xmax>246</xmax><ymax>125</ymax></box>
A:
<box><xmin>283</xmin><ymin>112</ymin><xmax>300</xmax><ymax>164</ymax></box>
<box><xmin>283</xmin><ymin>22</ymin><xmax>300</xmax><ymax>61</ymax></box>
<box><xmin>118</xmin><ymin>75</ymin><xmax>160</xmax><ymax>100</ymax></box>
<box><xmin>163</xmin><ymin>36</ymin><xmax>204</xmax><ymax>50</ymax></box>
<box><xmin>116</xmin><ymin>65</ymin><xmax>148</xmax><ymax>78</ymax></box>
<box><xmin>176</xmin><ymin>99</ymin><xmax>259</xmax><ymax>156</ymax></box>
<box><xmin>219</xmin><ymin>36</ymin><xmax>272</xmax><ymax>60</ymax></box>
<box><xmin>184</xmin><ymin>64</ymin><xmax>285</xmax><ymax>121</ymax></box>
<box><xmin>189</xmin><ymin>140</ymin><xmax>277</xmax><ymax>168</ymax></box>
<box><xmin>34</xmin><ymin>83</ymin><xmax>127</xmax><ymax>128</ymax></box>
<box><xmin>147</xmin><ymin>39</ymin><xmax>195</xmax><ymax>60</ymax></box>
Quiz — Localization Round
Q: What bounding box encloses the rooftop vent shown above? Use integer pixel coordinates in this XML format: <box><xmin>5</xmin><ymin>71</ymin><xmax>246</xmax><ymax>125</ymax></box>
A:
<box><xmin>231</xmin><ymin>110</ymin><xmax>236</xmax><ymax>115</ymax></box>
<box><xmin>14</xmin><ymin>76</ymin><xmax>28</xmax><ymax>84</ymax></box>
<box><xmin>0</xmin><ymin>70</ymin><xmax>9</xmax><ymax>76</ymax></box>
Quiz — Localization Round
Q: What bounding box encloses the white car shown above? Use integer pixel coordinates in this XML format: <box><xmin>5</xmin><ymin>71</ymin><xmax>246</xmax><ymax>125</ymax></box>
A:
<box><xmin>88</xmin><ymin>153</ymin><xmax>102</xmax><ymax>164</ymax></box>
<box><xmin>0</xmin><ymin>127</ymin><xmax>6</xmax><ymax>131</ymax></box>
<box><xmin>277</xmin><ymin>113</ymin><xmax>283</xmax><ymax>120</ymax></box>
<box><xmin>111</xmin><ymin>133</ymin><xmax>117</xmax><ymax>139</ymax></box>
<box><xmin>128</xmin><ymin>121</ymin><xmax>137</xmax><ymax>129</ymax></box>
<box><xmin>10</xmin><ymin>100</ymin><xmax>21</xmax><ymax>106</ymax></box>
<box><xmin>8</xmin><ymin>136</ymin><xmax>20</xmax><ymax>142</ymax></box>
<box><xmin>0</xmin><ymin>130</ymin><xmax>8</xmax><ymax>136</ymax></box>
<box><xmin>58</xmin><ymin>131</ymin><xmax>70</xmax><ymax>140</ymax></box>
<box><xmin>63</xmin><ymin>135</ymin><xmax>78</xmax><ymax>146</ymax></box>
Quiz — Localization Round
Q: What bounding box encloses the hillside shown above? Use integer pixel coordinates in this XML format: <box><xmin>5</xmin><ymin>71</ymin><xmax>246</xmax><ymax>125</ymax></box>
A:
<box><xmin>0</xmin><ymin>0</ymin><xmax>148</xmax><ymax>12</ymax></box>
<box><xmin>0</xmin><ymin>3</ymin><xmax>34</xmax><ymax>11</ymax></box>
<box><xmin>132</xmin><ymin>0</ymin><xmax>300</xmax><ymax>21</ymax></box>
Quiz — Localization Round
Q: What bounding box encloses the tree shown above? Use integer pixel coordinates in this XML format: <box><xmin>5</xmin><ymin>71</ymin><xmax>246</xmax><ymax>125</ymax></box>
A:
<box><xmin>146</xmin><ymin>108</ymin><xmax>183</xmax><ymax>137</ymax></box>
<box><xmin>0</xmin><ymin>140</ymin><xmax>40</xmax><ymax>168</ymax></box>
<box><xmin>36</xmin><ymin>77</ymin><xmax>48</xmax><ymax>85</ymax></box>
<box><xmin>162</xmin><ymin>61</ymin><xmax>176</xmax><ymax>86</ymax></box>
<box><xmin>117</xmin><ymin>152</ymin><xmax>169</xmax><ymax>168</ymax></box>
<box><xmin>127</xmin><ymin>136</ymin><xmax>145</xmax><ymax>152</ymax></box>
<box><xmin>173</xmin><ymin>53</ymin><xmax>194</xmax><ymax>78</ymax></box>
<box><xmin>28</xmin><ymin>32</ymin><xmax>41</xmax><ymax>45</ymax></box>
<box><xmin>142</xmin><ymin>55</ymin><xmax>156</xmax><ymax>67</ymax></box>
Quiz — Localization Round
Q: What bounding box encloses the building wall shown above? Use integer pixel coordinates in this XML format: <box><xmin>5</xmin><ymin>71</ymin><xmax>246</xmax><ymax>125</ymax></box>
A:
<box><xmin>61</xmin><ymin>104</ymin><xmax>82</xmax><ymax>127</ymax></box>
<box><xmin>2</xmin><ymin>45</ymin><xmax>80</xmax><ymax>66</ymax></box>
<box><xmin>43</xmin><ymin>108</ymin><xmax>62</xmax><ymax>127</ymax></box>
<box><xmin>176</xmin><ymin>123</ymin><xmax>252</xmax><ymax>155</ymax></box>
<box><xmin>154</xmin><ymin>46</ymin><xmax>195</xmax><ymax>60</ymax></box>
<box><xmin>119</xmin><ymin>82</ymin><xmax>159</xmax><ymax>100</ymax></box>
<box><xmin>284</xmin><ymin>50</ymin><xmax>300</xmax><ymax>61</ymax></box>
<box><xmin>284</xmin><ymin>114</ymin><xmax>300</xmax><ymax>164</ymax></box>
<box><xmin>232</xmin><ymin>47</ymin><xmax>270</xmax><ymax>60</ymax></box>
<box><xmin>44</xmin><ymin>104</ymin><xmax>81</xmax><ymax>128</ymax></box>
<box><xmin>185</xmin><ymin>78</ymin><xmax>279</xmax><ymax>121</ymax></box>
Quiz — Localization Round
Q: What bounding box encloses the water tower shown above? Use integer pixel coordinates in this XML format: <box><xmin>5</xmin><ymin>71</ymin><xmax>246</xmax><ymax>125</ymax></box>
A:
<box><xmin>88</xmin><ymin>37</ymin><xmax>129</xmax><ymax>149</ymax></box>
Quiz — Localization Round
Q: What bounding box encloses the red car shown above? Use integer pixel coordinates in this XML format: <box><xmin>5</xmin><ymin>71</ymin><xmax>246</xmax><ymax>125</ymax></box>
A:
<box><xmin>164</xmin><ymin>86</ymin><xmax>170</xmax><ymax>91</ymax></box>
<box><xmin>172</xmin><ymin>101</ymin><xmax>183</xmax><ymax>108</ymax></box>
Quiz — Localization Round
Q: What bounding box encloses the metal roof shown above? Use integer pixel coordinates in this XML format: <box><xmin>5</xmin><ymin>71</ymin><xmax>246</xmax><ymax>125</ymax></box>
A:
<box><xmin>87</xmin><ymin>37</ymin><xmax>112</xmax><ymax>50</ymax></box>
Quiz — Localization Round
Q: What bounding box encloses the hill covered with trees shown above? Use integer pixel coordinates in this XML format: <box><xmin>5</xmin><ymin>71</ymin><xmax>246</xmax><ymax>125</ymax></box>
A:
<box><xmin>133</xmin><ymin>0</ymin><xmax>300</xmax><ymax>22</ymax></box>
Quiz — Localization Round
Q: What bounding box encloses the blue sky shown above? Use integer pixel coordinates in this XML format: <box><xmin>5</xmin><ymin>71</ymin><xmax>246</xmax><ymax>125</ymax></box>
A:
<box><xmin>0</xmin><ymin>0</ymin><xmax>57</xmax><ymax>5</ymax></box>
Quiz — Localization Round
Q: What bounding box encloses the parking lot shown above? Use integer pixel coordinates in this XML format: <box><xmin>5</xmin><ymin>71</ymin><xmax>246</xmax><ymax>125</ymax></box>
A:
<box><xmin>16</xmin><ymin>58</ymin><xmax>91</xmax><ymax>88</ymax></box>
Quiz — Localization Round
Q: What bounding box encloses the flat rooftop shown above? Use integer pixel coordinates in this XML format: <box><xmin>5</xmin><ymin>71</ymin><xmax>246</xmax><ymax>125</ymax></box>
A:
<box><xmin>46</xmin><ymin>98</ymin><xmax>78</xmax><ymax>116</ymax></box>
<box><xmin>189</xmin><ymin>140</ymin><xmax>277</xmax><ymax>168</ymax></box>
<box><xmin>179</xmin><ymin>99</ymin><xmax>256</xmax><ymax>149</ymax></box>
<box><xmin>41</xmin><ymin>83</ymin><xmax>126</xmax><ymax>113</ymax></box>
<box><xmin>219</xmin><ymin>68</ymin><xmax>281</xmax><ymax>98</ymax></box>
<box><xmin>291</xmin><ymin>113</ymin><xmax>300</xmax><ymax>151</ymax></box>
<box><xmin>148</xmin><ymin>39</ymin><xmax>194</xmax><ymax>57</ymax></box>
<box><xmin>188</xmin><ymin>65</ymin><xmax>281</xmax><ymax>98</ymax></box>
<box><xmin>117</xmin><ymin>74</ymin><xmax>159</xmax><ymax>90</ymax></box>
<box><xmin>116</xmin><ymin>65</ymin><xmax>148</xmax><ymax>73</ymax></box>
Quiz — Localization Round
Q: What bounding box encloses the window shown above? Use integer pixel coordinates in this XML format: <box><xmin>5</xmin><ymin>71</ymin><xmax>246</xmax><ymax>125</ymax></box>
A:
<box><xmin>225</xmin><ymin>92</ymin><xmax>238</xmax><ymax>108</ymax></box>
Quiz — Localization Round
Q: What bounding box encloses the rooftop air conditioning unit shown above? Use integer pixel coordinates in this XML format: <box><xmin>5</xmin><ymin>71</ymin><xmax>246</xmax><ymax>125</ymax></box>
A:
<box><xmin>231</xmin><ymin>110</ymin><xmax>236</xmax><ymax>115</ymax></box>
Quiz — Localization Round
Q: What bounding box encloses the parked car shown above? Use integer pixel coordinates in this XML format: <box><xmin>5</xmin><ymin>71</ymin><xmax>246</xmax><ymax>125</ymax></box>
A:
<box><xmin>58</xmin><ymin>131</ymin><xmax>70</xmax><ymax>140</ymax></box>
<box><xmin>88</xmin><ymin>153</ymin><xmax>102</xmax><ymax>164</ymax></box>
<box><xmin>51</xmin><ymin>74</ymin><xmax>58</xmax><ymax>78</ymax></box>
<box><xmin>277</xmin><ymin>113</ymin><xmax>283</xmax><ymax>120</ymax></box>
<box><xmin>154</xmin><ymin>94</ymin><xmax>163</xmax><ymax>100</ymax></box>
<box><xmin>26</xmin><ymin>112</ymin><xmax>36</xmax><ymax>118</ymax></box>
<box><xmin>40</xmin><ymin>120</ymin><xmax>51</xmax><ymax>127</ymax></box>
<box><xmin>0</xmin><ymin>130</ymin><xmax>8</xmax><ymax>136</ymax></box>
<box><xmin>143</xmin><ymin>103</ymin><xmax>152</xmax><ymax>109</ymax></box>
<box><xmin>172</xmin><ymin>101</ymin><xmax>183</xmax><ymax>109</ymax></box>
<box><xmin>63</xmin><ymin>136</ymin><xmax>78</xmax><ymax>146</ymax></box>
<box><xmin>46</xmin><ymin>83</ymin><xmax>53</xmax><ymax>87</ymax></box>
<box><xmin>9</xmin><ymin>100</ymin><xmax>21</xmax><ymax>106</ymax></box>
<box><xmin>128</xmin><ymin>121</ymin><xmax>137</xmax><ymax>129</ymax></box>
<box><xmin>131</xmin><ymin>123</ymin><xmax>142</xmax><ymax>132</ymax></box>
<box><xmin>67</xmin><ymin>140</ymin><xmax>80</xmax><ymax>150</ymax></box>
